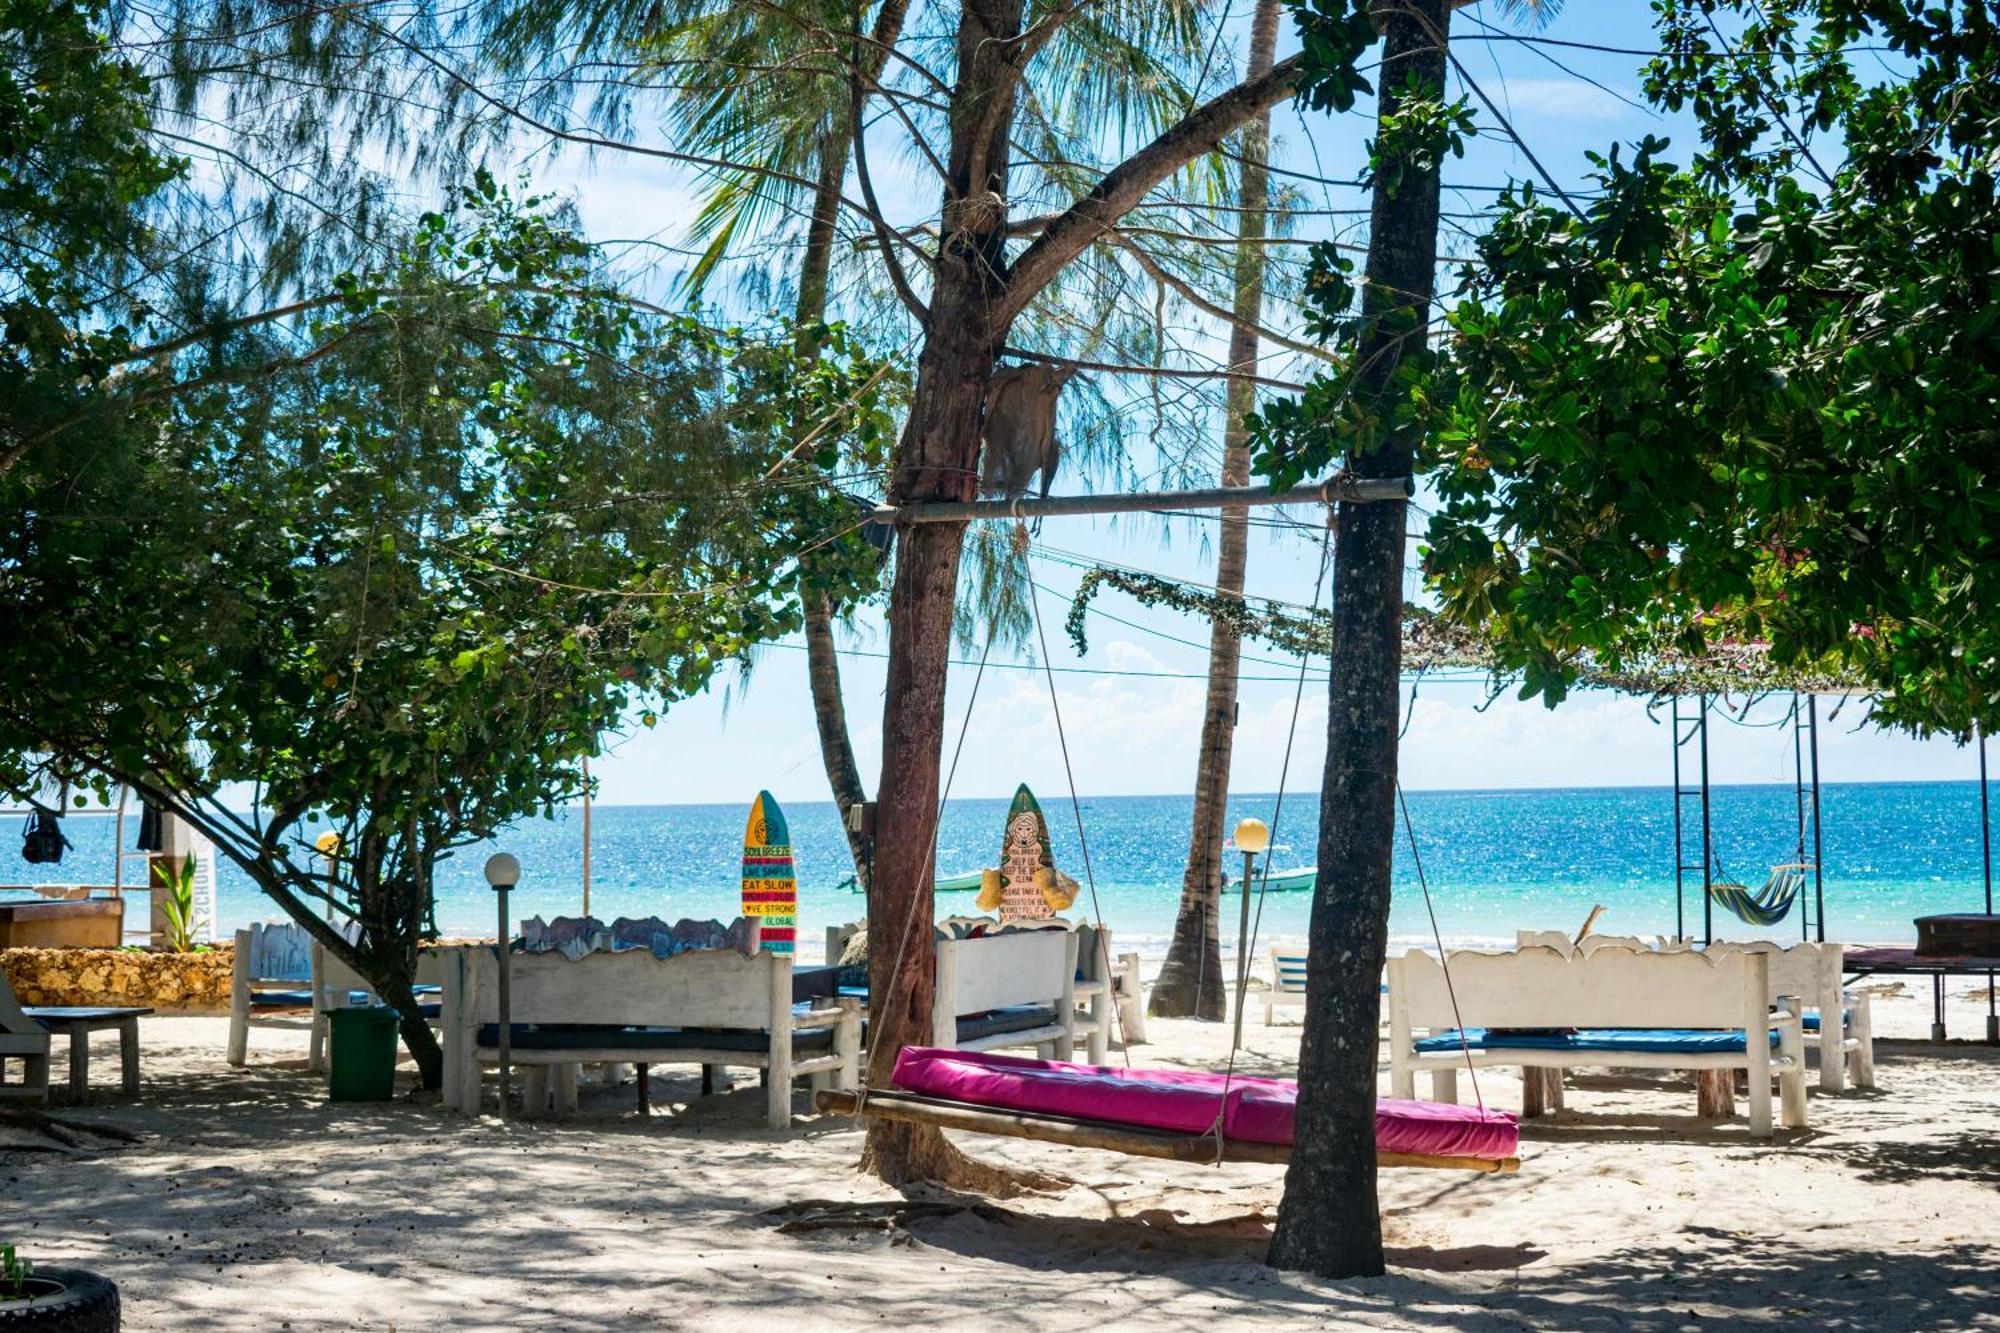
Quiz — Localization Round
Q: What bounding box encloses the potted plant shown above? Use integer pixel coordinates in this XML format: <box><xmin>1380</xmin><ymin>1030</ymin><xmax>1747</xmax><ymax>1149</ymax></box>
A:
<box><xmin>0</xmin><ymin>1244</ymin><xmax>119</xmax><ymax>1331</ymax></box>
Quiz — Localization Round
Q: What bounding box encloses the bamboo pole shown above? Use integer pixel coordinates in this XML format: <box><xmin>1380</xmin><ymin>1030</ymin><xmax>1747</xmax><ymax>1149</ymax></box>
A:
<box><xmin>814</xmin><ymin>1089</ymin><xmax>1519</xmax><ymax>1173</ymax></box>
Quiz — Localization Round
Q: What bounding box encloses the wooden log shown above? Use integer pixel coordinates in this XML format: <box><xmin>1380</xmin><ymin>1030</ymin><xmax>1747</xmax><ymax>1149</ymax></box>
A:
<box><xmin>812</xmin><ymin>1089</ymin><xmax>1519</xmax><ymax>1174</ymax></box>
<box><xmin>119</xmin><ymin>1017</ymin><xmax>140</xmax><ymax>1095</ymax></box>
<box><xmin>1695</xmin><ymin>1068</ymin><xmax>1734</xmax><ymax>1118</ymax></box>
<box><xmin>1523</xmin><ymin>1067</ymin><xmax>1561</xmax><ymax>1119</ymax></box>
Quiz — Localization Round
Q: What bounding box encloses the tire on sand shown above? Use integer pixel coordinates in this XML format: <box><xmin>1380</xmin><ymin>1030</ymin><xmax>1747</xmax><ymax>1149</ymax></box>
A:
<box><xmin>0</xmin><ymin>1267</ymin><xmax>120</xmax><ymax>1333</ymax></box>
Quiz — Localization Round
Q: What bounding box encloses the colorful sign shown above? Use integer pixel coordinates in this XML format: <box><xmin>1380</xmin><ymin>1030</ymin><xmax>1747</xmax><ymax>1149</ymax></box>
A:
<box><xmin>996</xmin><ymin>784</ymin><xmax>1065</xmax><ymax>924</ymax></box>
<box><xmin>740</xmin><ymin>791</ymin><xmax>797</xmax><ymax>955</ymax></box>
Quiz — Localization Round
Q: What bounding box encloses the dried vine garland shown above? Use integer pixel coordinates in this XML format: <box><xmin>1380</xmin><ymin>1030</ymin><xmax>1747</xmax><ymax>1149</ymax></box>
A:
<box><xmin>1065</xmin><ymin>566</ymin><xmax>1869</xmax><ymax>700</ymax></box>
<box><xmin>1064</xmin><ymin>568</ymin><xmax>1492</xmax><ymax>670</ymax></box>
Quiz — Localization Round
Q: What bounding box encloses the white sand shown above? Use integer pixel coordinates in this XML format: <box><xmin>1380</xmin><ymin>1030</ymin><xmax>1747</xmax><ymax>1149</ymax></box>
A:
<box><xmin>6</xmin><ymin>982</ymin><xmax>1999</xmax><ymax>1330</ymax></box>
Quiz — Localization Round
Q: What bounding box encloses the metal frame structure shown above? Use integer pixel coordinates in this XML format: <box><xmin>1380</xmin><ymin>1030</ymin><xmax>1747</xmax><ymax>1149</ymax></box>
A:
<box><xmin>1670</xmin><ymin>693</ymin><xmax>1826</xmax><ymax>945</ymax></box>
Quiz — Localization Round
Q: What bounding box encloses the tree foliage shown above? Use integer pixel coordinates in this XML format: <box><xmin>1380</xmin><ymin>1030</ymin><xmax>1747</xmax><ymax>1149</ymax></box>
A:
<box><xmin>1</xmin><ymin>143</ymin><xmax>898</xmax><ymax>1080</ymax></box>
<box><xmin>0</xmin><ymin>0</ymin><xmax>182</xmax><ymax>474</ymax></box>
<box><xmin>1422</xmin><ymin>0</ymin><xmax>2000</xmax><ymax>736</ymax></box>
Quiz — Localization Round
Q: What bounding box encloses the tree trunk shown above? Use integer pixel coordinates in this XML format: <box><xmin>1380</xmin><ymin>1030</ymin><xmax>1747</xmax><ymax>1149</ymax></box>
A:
<box><xmin>795</xmin><ymin>4</ymin><xmax>912</xmax><ymax>887</ymax></box>
<box><xmin>1151</xmin><ymin>0</ymin><xmax>1281</xmax><ymax>1023</ymax></box>
<box><xmin>863</xmin><ymin>0</ymin><xmax>1025</xmax><ymax>1185</ymax></box>
<box><xmin>1267</xmin><ymin>0</ymin><xmax>1450</xmax><ymax>1280</ymax></box>
<box><xmin>804</xmin><ymin>594</ymin><xmax>871</xmax><ymax>879</ymax></box>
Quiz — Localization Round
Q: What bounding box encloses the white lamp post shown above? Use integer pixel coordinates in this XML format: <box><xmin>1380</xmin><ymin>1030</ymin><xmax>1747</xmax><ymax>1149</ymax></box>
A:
<box><xmin>1232</xmin><ymin>817</ymin><xmax>1270</xmax><ymax>1050</ymax></box>
<box><xmin>484</xmin><ymin>852</ymin><xmax>520</xmax><ymax>1119</ymax></box>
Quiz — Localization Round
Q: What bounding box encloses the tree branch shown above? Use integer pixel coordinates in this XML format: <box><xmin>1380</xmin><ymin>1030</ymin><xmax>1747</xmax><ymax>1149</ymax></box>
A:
<box><xmin>1002</xmin><ymin>345</ymin><xmax>1304</xmax><ymax>390</ymax></box>
<box><xmin>997</xmin><ymin>52</ymin><xmax>1302</xmax><ymax>326</ymax></box>
<box><xmin>1107</xmin><ymin>230</ymin><xmax>1338</xmax><ymax>365</ymax></box>
<box><xmin>851</xmin><ymin>56</ymin><xmax>931</xmax><ymax>324</ymax></box>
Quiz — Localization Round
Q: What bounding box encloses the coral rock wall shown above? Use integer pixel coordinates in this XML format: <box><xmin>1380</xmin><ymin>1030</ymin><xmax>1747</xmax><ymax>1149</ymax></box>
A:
<box><xmin>2</xmin><ymin>945</ymin><xmax>234</xmax><ymax>1012</ymax></box>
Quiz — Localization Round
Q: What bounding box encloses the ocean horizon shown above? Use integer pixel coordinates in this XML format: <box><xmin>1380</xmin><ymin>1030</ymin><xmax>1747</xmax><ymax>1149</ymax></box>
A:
<box><xmin>17</xmin><ymin>779</ymin><xmax>1995</xmax><ymax>960</ymax></box>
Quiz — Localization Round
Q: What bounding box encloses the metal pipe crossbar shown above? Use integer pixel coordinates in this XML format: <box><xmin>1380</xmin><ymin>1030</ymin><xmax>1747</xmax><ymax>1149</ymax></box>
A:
<box><xmin>870</xmin><ymin>473</ymin><xmax>1412</xmax><ymax>525</ymax></box>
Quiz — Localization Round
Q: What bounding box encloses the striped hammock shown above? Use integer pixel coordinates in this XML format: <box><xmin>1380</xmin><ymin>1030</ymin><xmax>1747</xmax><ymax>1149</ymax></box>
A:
<box><xmin>1708</xmin><ymin>862</ymin><xmax>1810</xmax><ymax>927</ymax></box>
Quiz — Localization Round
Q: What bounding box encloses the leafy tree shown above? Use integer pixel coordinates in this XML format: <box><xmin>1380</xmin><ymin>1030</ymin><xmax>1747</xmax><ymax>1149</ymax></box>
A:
<box><xmin>1422</xmin><ymin>0</ymin><xmax>2000</xmax><ymax>737</ymax></box>
<box><xmin>1</xmin><ymin>0</ymin><xmax>182</xmax><ymax>475</ymax></box>
<box><xmin>480</xmin><ymin>0</ymin><xmax>1231</xmax><ymax>891</ymax></box>
<box><xmin>130</xmin><ymin>0</ymin><xmax>1345</xmax><ymax>1187</ymax></box>
<box><xmin>0</xmin><ymin>179</ymin><xmax>896</xmax><ymax>1086</ymax></box>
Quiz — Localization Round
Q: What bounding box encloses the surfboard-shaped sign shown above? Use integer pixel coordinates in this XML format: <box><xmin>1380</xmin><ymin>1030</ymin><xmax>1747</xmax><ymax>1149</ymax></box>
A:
<box><xmin>741</xmin><ymin>791</ymin><xmax>797</xmax><ymax>955</ymax></box>
<box><xmin>992</xmin><ymin>783</ymin><xmax>1074</xmax><ymax>922</ymax></box>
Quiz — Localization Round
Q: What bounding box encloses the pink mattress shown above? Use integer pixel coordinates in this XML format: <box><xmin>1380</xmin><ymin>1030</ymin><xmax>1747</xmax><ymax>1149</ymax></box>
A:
<box><xmin>891</xmin><ymin>1046</ymin><xmax>1517</xmax><ymax>1161</ymax></box>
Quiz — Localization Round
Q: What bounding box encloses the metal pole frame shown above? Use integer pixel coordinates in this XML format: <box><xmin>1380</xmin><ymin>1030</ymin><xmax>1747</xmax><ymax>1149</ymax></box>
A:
<box><xmin>1800</xmin><ymin>688</ymin><xmax>1816</xmax><ymax>940</ymax></box>
<box><xmin>1807</xmin><ymin>696</ymin><xmax>1825</xmax><ymax>943</ymax></box>
<box><xmin>1232</xmin><ymin>849</ymin><xmax>1257</xmax><ymax>1054</ymax></box>
<box><xmin>1981</xmin><ymin>728</ymin><xmax>1995</xmax><ymax>1043</ymax></box>
<box><xmin>1671</xmin><ymin>698</ymin><xmax>1686</xmax><ymax>942</ymax></box>
<box><xmin>1700</xmin><ymin>693</ymin><xmax>1714</xmax><ymax>946</ymax></box>
<box><xmin>495</xmin><ymin>884</ymin><xmax>513</xmax><ymax>1120</ymax></box>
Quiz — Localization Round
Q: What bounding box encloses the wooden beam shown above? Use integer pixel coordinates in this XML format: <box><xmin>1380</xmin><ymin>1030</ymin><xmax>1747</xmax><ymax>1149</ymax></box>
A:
<box><xmin>813</xmin><ymin>1089</ymin><xmax>1519</xmax><ymax>1173</ymax></box>
<box><xmin>871</xmin><ymin>473</ymin><xmax>1412</xmax><ymax>526</ymax></box>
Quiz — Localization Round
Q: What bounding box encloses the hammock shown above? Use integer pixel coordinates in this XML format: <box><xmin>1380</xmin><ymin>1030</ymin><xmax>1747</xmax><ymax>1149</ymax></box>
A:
<box><xmin>820</xmin><ymin>1046</ymin><xmax>1519</xmax><ymax>1173</ymax></box>
<box><xmin>1708</xmin><ymin>862</ymin><xmax>1810</xmax><ymax>928</ymax></box>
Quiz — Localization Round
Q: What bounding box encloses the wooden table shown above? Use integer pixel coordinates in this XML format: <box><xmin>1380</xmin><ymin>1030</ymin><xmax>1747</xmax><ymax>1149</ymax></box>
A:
<box><xmin>1844</xmin><ymin>947</ymin><xmax>2000</xmax><ymax>1044</ymax></box>
<box><xmin>24</xmin><ymin>1007</ymin><xmax>152</xmax><ymax>1100</ymax></box>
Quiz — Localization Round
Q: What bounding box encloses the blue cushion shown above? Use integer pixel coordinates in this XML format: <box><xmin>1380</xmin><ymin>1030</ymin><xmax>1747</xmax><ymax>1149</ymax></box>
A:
<box><xmin>1415</xmin><ymin>1026</ymin><xmax>1780</xmax><ymax>1055</ymax></box>
<box><xmin>956</xmin><ymin>1005</ymin><xmax>1059</xmax><ymax>1042</ymax></box>
<box><xmin>475</xmin><ymin>1023</ymin><xmax>833</xmax><ymax>1056</ymax></box>
<box><xmin>1800</xmin><ymin>1009</ymin><xmax>1852</xmax><ymax>1033</ymax></box>
<box><xmin>249</xmin><ymin>989</ymin><xmax>315</xmax><ymax>1008</ymax></box>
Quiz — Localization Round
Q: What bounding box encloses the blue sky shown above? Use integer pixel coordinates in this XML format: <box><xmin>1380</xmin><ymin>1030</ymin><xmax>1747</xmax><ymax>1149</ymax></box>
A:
<box><xmin>524</xmin><ymin>1</ymin><xmax>1981</xmax><ymax>805</ymax></box>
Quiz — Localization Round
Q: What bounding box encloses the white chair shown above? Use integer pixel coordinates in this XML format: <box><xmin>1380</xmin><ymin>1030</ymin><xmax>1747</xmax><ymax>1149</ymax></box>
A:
<box><xmin>1264</xmin><ymin>947</ymin><xmax>1309</xmax><ymax>1025</ymax></box>
<box><xmin>0</xmin><ymin>971</ymin><xmax>52</xmax><ymax>1104</ymax></box>
<box><xmin>227</xmin><ymin>922</ymin><xmax>318</xmax><ymax>1068</ymax></box>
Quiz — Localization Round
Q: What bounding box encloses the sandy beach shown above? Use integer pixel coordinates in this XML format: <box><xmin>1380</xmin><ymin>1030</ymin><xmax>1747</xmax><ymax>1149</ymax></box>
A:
<box><xmin>5</xmin><ymin>976</ymin><xmax>1998</xmax><ymax>1331</ymax></box>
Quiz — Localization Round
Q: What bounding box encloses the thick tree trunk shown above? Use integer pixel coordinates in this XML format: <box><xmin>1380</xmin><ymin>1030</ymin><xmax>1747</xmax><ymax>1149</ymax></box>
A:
<box><xmin>863</xmin><ymin>0</ymin><xmax>1025</xmax><ymax>1185</ymax></box>
<box><xmin>1151</xmin><ymin>0</ymin><xmax>1281</xmax><ymax>1023</ymax></box>
<box><xmin>1267</xmin><ymin>0</ymin><xmax>1450</xmax><ymax>1280</ymax></box>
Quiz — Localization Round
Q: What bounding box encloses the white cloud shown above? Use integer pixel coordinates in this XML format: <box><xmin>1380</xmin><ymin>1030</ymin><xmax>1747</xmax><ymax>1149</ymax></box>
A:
<box><xmin>1488</xmin><ymin>77</ymin><xmax>1638</xmax><ymax>122</ymax></box>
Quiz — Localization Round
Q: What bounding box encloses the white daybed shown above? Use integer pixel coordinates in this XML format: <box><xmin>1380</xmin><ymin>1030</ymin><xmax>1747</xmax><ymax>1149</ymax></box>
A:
<box><xmin>1389</xmin><ymin>945</ymin><xmax>1809</xmax><ymax>1138</ymax></box>
<box><xmin>438</xmin><ymin>942</ymin><xmax>859</xmax><ymax>1129</ymax></box>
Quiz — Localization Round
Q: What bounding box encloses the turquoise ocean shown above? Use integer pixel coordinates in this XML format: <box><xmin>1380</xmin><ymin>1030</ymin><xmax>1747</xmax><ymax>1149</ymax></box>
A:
<box><xmin>16</xmin><ymin>781</ymin><xmax>1994</xmax><ymax>958</ymax></box>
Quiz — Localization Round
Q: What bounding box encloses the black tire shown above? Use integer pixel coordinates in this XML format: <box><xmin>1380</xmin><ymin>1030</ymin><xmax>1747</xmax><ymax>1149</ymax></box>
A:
<box><xmin>0</xmin><ymin>1267</ymin><xmax>120</xmax><ymax>1332</ymax></box>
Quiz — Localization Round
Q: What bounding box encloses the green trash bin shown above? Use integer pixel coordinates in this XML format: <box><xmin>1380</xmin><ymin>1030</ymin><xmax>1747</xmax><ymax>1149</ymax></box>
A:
<box><xmin>327</xmin><ymin>1006</ymin><xmax>400</xmax><ymax>1102</ymax></box>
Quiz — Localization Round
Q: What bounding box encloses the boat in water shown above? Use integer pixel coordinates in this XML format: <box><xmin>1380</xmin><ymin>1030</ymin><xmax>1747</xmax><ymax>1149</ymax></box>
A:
<box><xmin>837</xmin><ymin>870</ymin><xmax>986</xmax><ymax>894</ymax></box>
<box><xmin>1235</xmin><ymin>865</ymin><xmax>1316</xmax><ymax>893</ymax></box>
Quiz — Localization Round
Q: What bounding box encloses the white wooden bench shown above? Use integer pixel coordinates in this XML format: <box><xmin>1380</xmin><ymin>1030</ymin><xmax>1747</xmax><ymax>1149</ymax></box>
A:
<box><xmin>1706</xmin><ymin>941</ymin><xmax>1873</xmax><ymax>1091</ymax></box>
<box><xmin>438</xmin><ymin>943</ymin><xmax>859</xmax><ymax>1129</ymax></box>
<box><xmin>229</xmin><ymin>922</ymin><xmax>442</xmax><ymax>1073</ymax></box>
<box><xmin>1388</xmin><ymin>946</ymin><xmax>1808</xmax><ymax>1137</ymax></box>
<box><xmin>1516</xmin><ymin>930</ymin><xmax>1689</xmax><ymax>955</ymax></box>
<box><xmin>1514</xmin><ymin>934</ymin><xmax>1871</xmax><ymax>1092</ymax></box>
<box><xmin>1264</xmin><ymin>947</ymin><xmax>1308</xmax><ymax>1025</ymax></box>
<box><xmin>828</xmin><ymin>924</ymin><xmax>1112</xmax><ymax>1056</ymax></box>
<box><xmin>1071</xmin><ymin>923</ymin><xmax>1147</xmax><ymax>1056</ymax></box>
<box><xmin>933</xmin><ymin>928</ymin><xmax>1079</xmax><ymax>1061</ymax></box>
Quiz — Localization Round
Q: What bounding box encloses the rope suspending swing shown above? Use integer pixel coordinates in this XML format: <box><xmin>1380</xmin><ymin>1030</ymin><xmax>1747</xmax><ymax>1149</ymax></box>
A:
<box><xmin>822</xmin><ymin>509</ymin><xmax>1520</xmax><ymax>1176</ymax></box>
